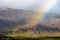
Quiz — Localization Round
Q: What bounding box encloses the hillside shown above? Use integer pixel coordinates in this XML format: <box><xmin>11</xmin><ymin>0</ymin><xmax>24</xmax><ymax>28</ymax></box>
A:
<box><xmin>0</xmin><ymin>8</ymin><xmax>34</xmax><ymax>32</ymax></box>
<box><xmin>0</xmin><ymin>8</ymin><xmax>60</xmax><ymax>34</ymax></box>
<box><xmin>40</xmin><ymin>13</ymin><xmax>60</xmax><ymax>29</ymax></box>
<box><xmin>11</xmin><ymin>13</ymin><xmax>60</xmax><ymax>33</ymax></box>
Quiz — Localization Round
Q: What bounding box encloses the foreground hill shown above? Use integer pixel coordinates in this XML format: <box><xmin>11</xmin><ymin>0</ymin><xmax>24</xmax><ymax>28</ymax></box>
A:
<box><xmin>11</xmin><ymin>13</ymin><xmax>60</xmax><ymax>33</ymax></box>
<box><xmin>0</xmin><ymin>8</ymin><xmax>60</xmax><ymax>34</ymax></box>
<box><xmin>0</xmin><ymin>8</ymin><xmax>34</xmax><ymax>30</ymax></box>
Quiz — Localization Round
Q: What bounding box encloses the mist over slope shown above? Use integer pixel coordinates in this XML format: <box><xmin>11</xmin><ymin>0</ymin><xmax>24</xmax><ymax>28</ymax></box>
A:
<box><xmin>0</xmin><ymin>8</ymin><xmax>60</xmax><ymax>34</ymax></box>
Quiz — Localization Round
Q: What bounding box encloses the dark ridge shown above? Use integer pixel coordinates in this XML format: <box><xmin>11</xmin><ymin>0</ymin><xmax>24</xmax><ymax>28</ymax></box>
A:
<box><xmin>0</xmin><ymin>18</ymin><xmax>27</xmax><ymax>29</ymax></box>
<box><xmin>0</xmin><ymin>36</ymin><xmax>16</xmax><ymax>40</ymax></box>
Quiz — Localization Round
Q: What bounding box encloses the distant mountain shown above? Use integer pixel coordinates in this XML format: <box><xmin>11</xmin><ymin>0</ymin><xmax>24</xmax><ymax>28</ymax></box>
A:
<box><xmin>31</xmin><ymin>13</ymin><xmax>60</xmax><ymax>33</ymax></box>
<box><xmin>0</xmin><ymin>8</ymin><xmax>34</xmax><ymax>30</ymax></box>
<box><xmin>0</xmin><ymin>8</ymin><xmax>60</xmax><ymax>34</ymax></box>
<box><xmin>0</xmin><ymin>8</ymin><xmax>34</xmax><ymax>21</ymax></box>
<box><xmin>40</xmin><ymin>13</ymin><xmax>60</xmax><ymax>29</ymax></box>
<box><xmin>8</xmin><ymin>13</ymin><xmax>60</xmax><ymax>34</ymax></box>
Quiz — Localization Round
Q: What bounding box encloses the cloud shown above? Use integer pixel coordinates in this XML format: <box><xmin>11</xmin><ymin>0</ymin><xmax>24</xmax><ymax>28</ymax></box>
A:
<box><xmin>0</xmin><ymin>0</ymin><xmax>47</xmax><ymax>10</ymax></box>
<box><xmin>0</xmin><ymin>0</ymin><xmax>39</xmax><ymax>9</ymax></box>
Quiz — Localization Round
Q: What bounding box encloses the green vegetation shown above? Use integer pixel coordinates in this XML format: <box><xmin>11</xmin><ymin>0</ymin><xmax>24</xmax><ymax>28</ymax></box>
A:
<box><xmin>7</xmin><ymin>32</ymin><xmax>60</xmax><ymax>37</ymax></box>
<box><xmin>0</xmin><ymin>35</ymin><xmax>60</xmax><ymax>40</ymax></box>
<box><xmin>5</xmin><ymin>32</ymin><xmax>60</xmax><ymax>40</ymax></box>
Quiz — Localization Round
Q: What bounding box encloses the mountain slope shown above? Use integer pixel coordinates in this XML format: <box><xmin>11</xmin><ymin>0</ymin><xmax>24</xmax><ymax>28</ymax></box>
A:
<box><xmin>0</xmin><ymin>8</ymin><xmax>60</xmax><ymax>34</ymax></box>
<box><xmin>9</xmin><ymin>13</ymin><xmax>60</xmax><ymax>33</ymax></box>
<box><xmin>40</xmin><ymin>13</ymin><xmax>60</xmax><ymax>29</ymax></box>
<box><xmin>0</xmin><ymin>8</ymin><xmax>34</xmax><ymax>30</ymax></box>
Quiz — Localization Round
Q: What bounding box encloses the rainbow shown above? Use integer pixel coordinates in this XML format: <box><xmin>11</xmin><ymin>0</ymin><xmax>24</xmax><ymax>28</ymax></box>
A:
<box><xmin>12</xmin><ymin>0</ymin><xmax>57</xmax><ymax>32</ymax></box>
<box><xmin>37</xmin><ymin>0</ymin><xmax>57</xmax><ymax>18</ymax></box>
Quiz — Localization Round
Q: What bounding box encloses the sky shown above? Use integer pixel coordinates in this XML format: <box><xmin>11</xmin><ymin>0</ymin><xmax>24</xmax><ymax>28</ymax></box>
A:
<box><xmin>0</xmin><ymin>0</ymin><xmax>44</xmax><ymax>10</ymax></box>
<box><xmin>0</xmin><ymin>0</ymin><xmax>60</xmax><ymax>13</ymax></box>
<box><xmin>48</xmin><ymin>0</ymin><xmax>60</xmax><ymax>14</ymax></box>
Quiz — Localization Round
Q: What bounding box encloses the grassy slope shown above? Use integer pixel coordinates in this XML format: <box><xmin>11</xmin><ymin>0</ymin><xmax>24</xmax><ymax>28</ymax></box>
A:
<box><xmin>7</xmin><ymin>32</ymin><xmax>60</xmax><ymax>38</ymax></box>
<box><xmin>3</xmin><ymin>32</ymin><xmax>60</xmax><ymax>40</ymax></box>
